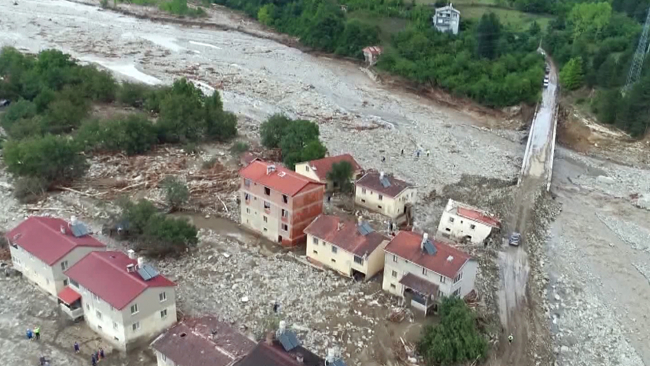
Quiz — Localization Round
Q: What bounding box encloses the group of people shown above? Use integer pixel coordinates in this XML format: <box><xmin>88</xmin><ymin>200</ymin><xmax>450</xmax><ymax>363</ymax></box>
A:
<box><xmin>28</xmin><ymin>331</ymin><xmax>107</xmax><ymax>366</ymax></box>
<box><xmin>25</xmin><ymin>326</ymin><xmax>40</xmax><ymax>340</ymax></box>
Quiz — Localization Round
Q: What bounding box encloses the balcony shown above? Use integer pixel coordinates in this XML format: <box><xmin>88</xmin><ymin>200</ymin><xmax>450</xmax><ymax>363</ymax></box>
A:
<box><xmin>60</xmin><ymin>303</ymin><xmax>84</xmax><ymax>321</ymax></box>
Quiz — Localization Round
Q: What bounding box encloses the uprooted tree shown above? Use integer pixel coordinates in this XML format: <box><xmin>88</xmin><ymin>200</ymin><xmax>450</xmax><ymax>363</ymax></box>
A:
<box><xmin>418</xmin><ymin>297</ymin><xmax>488</xmax><ymax>366</ymax></box>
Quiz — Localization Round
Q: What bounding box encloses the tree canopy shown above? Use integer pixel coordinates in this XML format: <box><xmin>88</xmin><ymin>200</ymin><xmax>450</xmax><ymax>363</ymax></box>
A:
<box><xmin>559</xmin><ymin>57</ymin><xmax>584</xmax><ymax>90</ymax></box>
<box><xmin>326</xmin><ymin>161</ymin><xmax>354</xmax><ymax>193</ymax></box>
<box><xmin>259</xmin><ymin>114</ymin><xmax>327</xmax><ymax>169</ymax></box>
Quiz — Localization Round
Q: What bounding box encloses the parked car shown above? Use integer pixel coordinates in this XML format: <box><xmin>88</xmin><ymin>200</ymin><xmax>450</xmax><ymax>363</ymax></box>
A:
<box><xmin>543</xmin><ymin>76</ymin><xmax>549</xmax><ymax>88</ymax></box>
<box><xmin>0</xmin><ymin>99</ymin><xmax>10</xmax><ymax>108</ymax></box>
<box><xmin>509</xmin><ymin>232</ymin><xmax>521</xmax><ymax>246</ymax></box>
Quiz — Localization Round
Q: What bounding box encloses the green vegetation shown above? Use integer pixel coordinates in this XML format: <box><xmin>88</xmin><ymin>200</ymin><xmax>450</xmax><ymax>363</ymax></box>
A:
<box><xmin>161</xmin><ymin>176</ymin><xmax>190</xmax><ymax>211</ymax></box>
<box><xmin>326</xmin><ymin>161</ymin><xmax>354</xmax><ymax>193</ymax></box>
<box><xmin>159</xmin><ymin>0</ymin><xmax>207</xmax><ymax>17</ymax></box>
<box><xmin>0</xmin><ymin>47</ymin><xmax>239</xmax><ymax>189</ymax></box>
<box><xmin>230</xmin><ymin>140</ymin><xmax>250</xmax><ymax>156</ymax></box>
<box><xmin>559</xmin><ymin>57</ymin><xmax>584</xmax><ymax>90</ymax></box>
<box><xmin>259</xmin><ymin>114</ymin><xmax>327</xmax><ymax>169</ymax></box>
<box><xmin>119</xmin><ymin>199</ymin><xmax>199</xmax><ymax>257</ymax></box>
<box><xmin>418</xmin><ymin>297</ymin><xmax>487</xmax><ymax>366</ymax></box>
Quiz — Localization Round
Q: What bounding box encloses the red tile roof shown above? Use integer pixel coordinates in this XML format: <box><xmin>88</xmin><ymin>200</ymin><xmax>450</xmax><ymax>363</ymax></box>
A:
<box><xmin>356</xmin><ymin>171</ymin><xmax>412</xmax><ymax>198</ymax></box>
<box><xmin>385</xmin><ymin>231</ymin><xmax>471</xmax><ymax>278</ymax></box>
<box><xmin>302</xmin><ymin>154</ymin><xmax>362</xmax><ymax>182</ymax></box>
<box><xmin>240</xmin><ymin>160</ymin><xmax>323</xmax><ymax>197</ymax></box>
<box><xmin>236</xmin><ymin>341</ymin><xmax>324</xmax><ymax>366</ymax></box>
<box><xmin>456</xmin><ymin>207</ymin><xmax>500</xmax><ymax>227</ymax></box>
<box><xmin>64</xmin><ymin>251</ymin><xmax>175</xmax><ymax>310</ymax></box>
<box><xmin>151</xmin><ymin>317</ymin><xmax>256</xmax><ymax>366</ymax></box>
<box><xmin>304</xmin><ymin>215</ymin><xmax>389</xmax><ymax>256</ymax></box>
<box><xmin>5</xmin><ymin>216</ymin><xmax>106</xmax><ymax>266</ymax></box>
<box><xmin>57</xmin><ymin>286</ymin><xmax>81</xmax><ymax>305</ymax></box>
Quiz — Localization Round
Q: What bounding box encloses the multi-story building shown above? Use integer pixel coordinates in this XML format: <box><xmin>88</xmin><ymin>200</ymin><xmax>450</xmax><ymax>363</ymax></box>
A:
<box><xmin>295</xmin><ymin>154</ymin><xmax>363</xmax><ymax>191</ymax></box>
<box><xmin>437</xmin><ymin>199</ymin><xmax>501</xmax><ymax>244</ymax></box>
<box><xmin>239</xmin><ymin>160</ymin><xmax>325</xmax><ymax>246</ymax></box>
<box><xmin>432</xmin><ymin>3</ymin><xmax>461</xmax><ymax>35</ymax></box>
<box><xmin>355</xmin><ymin>171</ymin><xmax>416</xmax><ymax>220</ymax></box>
<box><xmin>5</xmin><ymin>216</ymin><xmax>106</xmax><ymax>297</ymax></box>
<box><xmin>61</xmin><ymin>250</ymin><xmax>177</xmax><ymax>350</ymax></box>
<box><xmin>304</xmin><ymin>215</ymin><xmax>390</xmax><ymax>280</ymax></box>
<box><xmin>151</xmin><ymin>316</ymin><xmax>256</xmax><ymax>366</ymax></box>
<box><xmin>382</xmin><ymin>230</ymin><xmax>477</xmax><ymax>315</ymax></box>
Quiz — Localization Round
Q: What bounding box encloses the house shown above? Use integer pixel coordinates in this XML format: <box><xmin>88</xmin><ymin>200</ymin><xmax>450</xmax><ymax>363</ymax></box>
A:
<box><xmin>5</xmin><ymin>216</ymin><xmax>106</xmax><ymax>298</ymax></box>
<box><xmin>151</xmin><ymin>316</ymin><xmax>256</xmax><ymax>366</ymax></box>
<box><xmin>60</xmin><ymin>250</ymin><xmax>177</xmax><ymax>350</ymax></box>
<box><xmin>437</xmin><ymin>199</ymin><xmax>500</xmax><ymax>244</ymax></box>
<box><xmin>236</xmin><ymin>321</ymin><xmax>346</xmax><ymax>366</ymax></box>
<box><xmin>239</xmin><ymin>160</ymin><xmax>325</xmax><ymax>246</ymax></box>
<box><xmin>432</xmin><ymin>3</ymin><xmax>461</xmax><ymax>35</ymax></box>
<box><xmin>294</xmin><ymin>154</ymin><xmax>363</xmax><ymax>191</ymax></box>
<box><xmin>304</xmin><ymin>215</ymin><xmax>390</xmax><ymax>280</ymax></box>
<box><xmin>382</xmin><ymin>231</ymin><xmax>477</xmax><ymax>315</ymax></box>
<box><xmin>355</xmin><ymin>171</ymin><xmax>416</xmax><ymax>220</ymax></box>
<box><xmin>362</xmin><ymin>46</ymin><xmax>383</xmax><ymax>66</ymax></box>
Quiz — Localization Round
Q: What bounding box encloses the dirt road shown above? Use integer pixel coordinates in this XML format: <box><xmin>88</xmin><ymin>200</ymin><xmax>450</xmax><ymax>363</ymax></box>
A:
<box><xmin>496</xmin><ymin>55</ymin><xmax>559</xmax><ymax>365</ymax></box>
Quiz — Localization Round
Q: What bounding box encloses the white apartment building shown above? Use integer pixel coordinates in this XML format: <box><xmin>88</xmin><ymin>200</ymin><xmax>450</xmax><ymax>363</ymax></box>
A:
<box><xmin>382</xmin><ymin>231</ymin><xmax>477</xmax><ymax>315</ymax></box>
<box><xmin>5</xmin><ymin>216</ymin><xmax>106</xmax><ymax>297</ymax></box>
<box><xmin>61</xmin><ymin>250</ymin><xmax>177</xmax><ymax>350</ymax></box>
<box><xmin>437</xmin><ymin>199</ymin><xmax>501</xmax><ymax>244</ymax></box>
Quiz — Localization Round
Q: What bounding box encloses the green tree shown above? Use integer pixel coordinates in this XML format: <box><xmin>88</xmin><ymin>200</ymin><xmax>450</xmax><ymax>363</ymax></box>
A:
<box><xmin>161</xmin><ymin>176</ymin><xmax>190</xmax><ymax>211</ymax></box>
<box><xmin>617</xmin><ymin>75</ymin><xmax>650</xmax><ymax>137</ymax></box>
<box><xmin>300</xmin><ymin>3</ymin><xmax>345</xmax><ymax>52</ymax></box>
<box><xmin>596</xmin><ymin>56</ymin><xmax>617</xmax><ymax>88</ymax></box>
<box><xmin>592</xmin><ymin>89</ymin><xmax>620</xmax><ymax>125</ymax></box>
<box><xmin>3</xmin><ymin>134</ymin><xmax>87</xmax><ymax>186</ymax></box>
<box><xmin>158</xmin><ymin>79</ymin><xmax>206</xmax><ymax>142</ymax></box>
<box><xmin>1</xmin><ymin>99</ymin><xmax>37</xmax><ymax>132</ymax></box>
<box><xmin>528</xmin><ymin>21</ymin><xmax>541</xmax><ymax>37</ymax></box>
<box><xmin>141</xmin><ymin>215</ymin><xmax>199</xmax><ymax>257</ymax></box>
<box><xmin>326</xmin><ymin>161</ymin><xmax>353</xmax><ymax>193</ymax></box>
<box><xmin>568</xmin><ymin>2</ymin><xmax>612</xmax><ymax>40</ymax></box>
<box><xmin>257</xmin><ymin>4</ymin><xmax>276</xmax><ymax>26</ymax></box>
<box><xmin>260</xmin><ymin>114</ymin><xmax>291</xmax><ymax>148</ymax></box>
<box><xmin>559</xmin><ymin>57</ymin><xmax>584</xmax><ymax>90</ymax></box>
<box><xmin>117</xmin><ymin>82</ymin><xmax>154</xmax><ymax>108</ymax></box>
<box><xmin>76</xmin><ymin>114</ymin><xmax>158</xmax><ymax>155</ymax></box>
<box><xmin>335</xmin><ymin>20</ymin><xmax>380</xmax><ymax>59</ymax></box>
<box><xmin>476</xmin><ymin>13</ymin><xmax>502</xmax><ymax>60</ymax></box>
<box><xmin>120</xmin><ymin>199</ymin><xmax>158</xmax><ymax>235</ymax></box>
<box><xmin>204</xmin><ymin>92</ymin><xmax>238</xmax><ymax>142</ymax></box>
<box><xmin>418</xmin><ymin>297</ymin><xmax>487</xmax><ymax>366</ymax></box>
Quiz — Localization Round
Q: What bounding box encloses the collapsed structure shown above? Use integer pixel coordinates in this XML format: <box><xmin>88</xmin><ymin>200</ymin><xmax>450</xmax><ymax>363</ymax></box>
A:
<box><xmin>437</xmin><ymin>199</ymin><xmax>501</xmax><ymax>244</ymax></box>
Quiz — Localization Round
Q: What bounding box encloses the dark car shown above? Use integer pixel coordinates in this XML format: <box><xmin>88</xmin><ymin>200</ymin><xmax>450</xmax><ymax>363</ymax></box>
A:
<box><xmin>509</xmin><ymin>232</ymin><xmax>521</xmax><ymax>246</ymax></box>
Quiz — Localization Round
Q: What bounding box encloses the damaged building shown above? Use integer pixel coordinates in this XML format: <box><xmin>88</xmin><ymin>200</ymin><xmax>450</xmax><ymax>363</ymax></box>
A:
<box><xmin>354</xmin><ymin>171</ymin><xmax>416</xmax><ymax>221</ymax></box>
<box><xmin>437</xmin><ymin>199</ymin><xmax>501</xmax><ymax>244</ymax></box>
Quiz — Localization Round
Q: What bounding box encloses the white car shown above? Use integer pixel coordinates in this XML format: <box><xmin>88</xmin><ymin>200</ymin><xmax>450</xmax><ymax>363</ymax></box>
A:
<box><xmin>543</xmin><ymin>76</ymin><xmax>549</xmax><ymax>88</ymax></box>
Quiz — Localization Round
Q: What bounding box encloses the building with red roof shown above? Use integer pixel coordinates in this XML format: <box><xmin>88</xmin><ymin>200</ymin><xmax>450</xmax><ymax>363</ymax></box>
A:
<box><xmin>5</xmin><ymin>216</ymin><xmax>106</xmax><ymax>297</ymax></box>
<box><xmin>355</xmin><ymin>171</ymin><xmax>417</xmax><ymax>220</ymax></box>
<box><xmin>239</xmin><ymin>160</ymin><xmax>325</xmax><ymax>246</ymax></box>
<box><xmin>62</xmin><ymin>250</ymin><xmax>177</xmax><ymax>350</ymax></box>
<box><xmin>294</xmin><ymin>154</ymin><xmax>363</xmax><ymax>190</ymax></box>
<box><xmin>151</xmin><ymin>316</ymin><xmax>256</xmax><ymax>366</ymax></box>
<box><xmin>382</xmin><ymin>230</ymin><xmax>477</xmax><ymax>315</ymax></box>
<box><xmin>303</xmin><ymin>215</ymin><xmax>390</xmax><ymax>280</ymax></box>
<box><xmin>437</xmin><ymin>199</ymin><xmax>501</xmax><ymax>245</ymax></box>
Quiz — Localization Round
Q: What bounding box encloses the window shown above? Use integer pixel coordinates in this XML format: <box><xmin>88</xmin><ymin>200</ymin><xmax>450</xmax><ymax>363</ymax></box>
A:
<box><xmin>63</xmin><ymin>279</ymin><xmax>69</xmax><ymax>286</ymax></box>
<box><xmin>306</xmin><ymin>166</ymin><xmax>310</xmax><ymax>171</ymax></box>
<box><xmin>114</xmin><ymin>337</ymin><xmax>119</xmax><ymax>342</ymax></box>
<box><xmin>244</xmin><ymin>178</ymin><xmax>251</xmax><ymax>187</ymax></box>
<box><xmin>282</xmin><ymin>209</ymin><xmax>288</xmax><ymax>218</ymax></box>
<box><xmin>392</xmin><ymin>255</ymin><xmax>397</xmax><ymax>263</ymax></box>
<box><xmin>132</xmin><ymin>322</ymin><xmax>140</xmax><ymax>331</ymax></box>
<box><xmin>98</xmin><ymin>325</ymin><xmax>102</xmax><ymax>331</ymax></box>
<box><xmin>331</xmin><ymin>246</ymin><xmax>338</xmax><ymax>254</ymax></box>
<box><xmin>470</xmin><ymin>224</ymin><xmax>476</xmax><ymax>230</ymax></box>
<box><xmin>331</xmin><ymin>259</ymin><xmax>336</xmax><ymax>263</ymax></box>
<box><xmin>449</xmin><ymin>217</ymin><xmax>455</xmax><ymax>223</ymax></box>
<box><xmin>264</xmin><ymin>187</ymin><xmax>271</xmax><ymax>196</ymax></box>
<box><xmin>130</xmin><ymin>304</ymin><xmax>139</xmax><ymax>315</ymax></box>
<box><xmin>264</xmin><ymin>201</ymin><xmax>271</xmax><ymax>210</ymax></box>
<box><xmin>390</xmin><ymin>284</ymin><xmax>396</xmax><ymax>289</ymax></box>
<box><xmin>378</xmin><ymin>205</ymin><xmax>382</xmax><ymax>209</ymax></box>
<box><xmin>391</xmin><ymin>270</ymin><xmax>397</xmax><ymax>278</ymax></box>
<box><xmin>244</xmin><ymin>193</ymin><xmax>250</xmax><ymax>201</ymax></box>
<box><xmin>86</xmin><ymin>304</ymin><xmax>90</xmax><ymax>311</ymax></box>
<box><xmin>440</xmin><ymin>275</ymin><xmax>446</xmax><ymax>283</ymax></box>
<box><xmin>361</xmin><ymin>199</ymin><xmax>366</xmax><ymax>203</ymax></box>
<box><xmin>263</xmin><ymin>216</ymin><xmax>268</xmax><ymax>223</ymax></box>
<box><xmin>313</xmin><ymin>237</ymin><xmax>319</xmax><ymax>245</ymax></box>
<box><xmin>454</xmin><ymin>272</ymin><xmax>463</xmax><ymax>283</ymax></box>
<box><xmin>60</xmin><ymin>260</ymin><xmax>69</xmax><ymax>271</ymax></box>
<box><xmin>437</xmin><ymin>290</ymin><xmax>444</xmax><ymax>298</ymax></box>
<box><xmin>283</xmin><ymin>195</ymin><xmax>288</xmax><ymax>203</ymax></box>
<box><xmin>422</xmin><ymin>268</ymin><xmax>427</xmax><ymax>276</ymax></box>
<box><xmin>96</xmin><ymin>310</ymin><xmax>102</xmax><ymax>320</ymax></box>
<box><xmin>263</xmin><ymin>228</ymin><xmax>268</xmax><ymax>232</ymax></box>
<box><xmin>445</xmin><ymin>228</ymin><xmax>451</xmax><ymax>232</ymax></box>
<box><xmin>159</xmin><ymin>292</ymin><xmax>167</xmax><ymax>302</ymax></box>
<box><xmin>246</xmin><ymin>208</ymin><xmax>250</xmax><ymax>214</ymax></box>
<box><xmin>92</xmin><ymin>293</ymin><xmax>100</xmax><ymax>302</ymax></box>
<box><xmin>378</xmin><ymin>194</ymin><xmax>383</xmax><ymax>201</ymax></box>
<box><xmin>452</xmin><ymin>288</ymin><xmax>461</xmax><ymax>297</ymax></box>
<box><xmin>160</xmin><ymin>309</ymin><xmax>168</xmax><ymax>319</ymax></box>
<box><xmin>282</xmin><ymin>224</ymin><xmax>288</xmax><ymax>231</ymax></box>
<box><xmin>362</xmin><ymin>188</ymin><xmax>366</xmax><ymax>194</ymax></box>
<box><xmin>113</xmin><ymin>322</ymin><xmax>118</xmax><ymax>330</ymax></box>
<box><xmin>354</xmin><ymin>256</ymin><xmax>363</xmax><ymax>265</ymax></box>
<box><xmin>313</xmin><ymin>250</ymin><xmax>318</xmax><ymax>254</ymax></box>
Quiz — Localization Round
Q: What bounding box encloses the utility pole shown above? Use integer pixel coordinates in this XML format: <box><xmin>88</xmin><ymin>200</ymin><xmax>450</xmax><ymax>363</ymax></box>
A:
<box><xmin>623</xmin><ymin>6</ymin><xmax>650</xmax><ymax>95</ymax></box>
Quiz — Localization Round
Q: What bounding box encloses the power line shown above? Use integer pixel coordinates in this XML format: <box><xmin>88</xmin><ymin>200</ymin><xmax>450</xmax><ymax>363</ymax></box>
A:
<box><xmin>623</xmin><ymin>5</ymin><xmax>650</xmax><ymax>94</ymax></box>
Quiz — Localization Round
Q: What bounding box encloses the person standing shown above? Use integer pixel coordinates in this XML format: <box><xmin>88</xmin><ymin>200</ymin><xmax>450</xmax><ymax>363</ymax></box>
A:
<box><xmin>34</xmin><ymin>326</ymin><xmax>40</xmax><ymax>340</ymax></box>
<box><xmin>401</xmin><ymin>149</ymin><xmax>404</xmax><ymax>156</ymax></box>
<box><xmin>426</xmin><ymin>149</ymin><xmax>430</xmax><ymax>157</ymax></box>
<box><xmin>26</xmin><ymin>328</ymin><xmax>33</xmax><ymax>340</ymax></box>
<box><xmin>74</xmin><ymin>341</ymin><xmax>80</xmax><ymax>353</ymax></box>
<box><xmin>91</xmin><ymin>354</ymin><xmax>97</xmax><ymax>366</ymax></box>
<box><xmin>99</xmin><ymin>348</ymin><xmax>105</xmax><ymax>360</ymax></box>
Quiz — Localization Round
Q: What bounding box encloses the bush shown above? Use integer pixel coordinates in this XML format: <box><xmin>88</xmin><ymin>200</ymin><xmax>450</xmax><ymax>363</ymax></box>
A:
<box><xmin>1</xmin><ymin>99</ymin><xmax>37</xmax><ymax>132</ymax></box>
<box><xmin>76</xmin><ymin>114</ymin><xmax>158</xmax><ymax>155</ymax></box>
<box><xmin>13</xmin><ymin>176</ymin><xmax>48</xmax><ymax>203</ymax></box>
<box><xmin>418</xmin><ymin>297</ymin><xmax>487</xmax><ymax>366</ymax></box>
<box><xmin>117</xmin><ymin>82</ymin><xmax>156</xmax><ymax>108</ymax></box>
<box><xmin>230</xmin><ymin>141</ymin><xmax>250</xmax><ymax>156</ymax></box>
<box><xmin>3</xmin><ymin>134</ymin><xmax>87</xmax><ymax>186</ymax></box>
<box><xmin>161</xmin><ymin>176</ymin><xmax>189</xmax><ymax>210</ymax></box>
<box><xmin>119</xmin><ymin>199</ymin><xmax>158</xmax><ymax>235</ymax></box>
<box><xmin>159</xmin><ymin>0</ymin><xmax>206</xmax><ymax>17</ymax></box>
<box><xmin>140</xmin><ymin>215</ymin><xmax>199</xmax><ymax>257</ymax></box>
